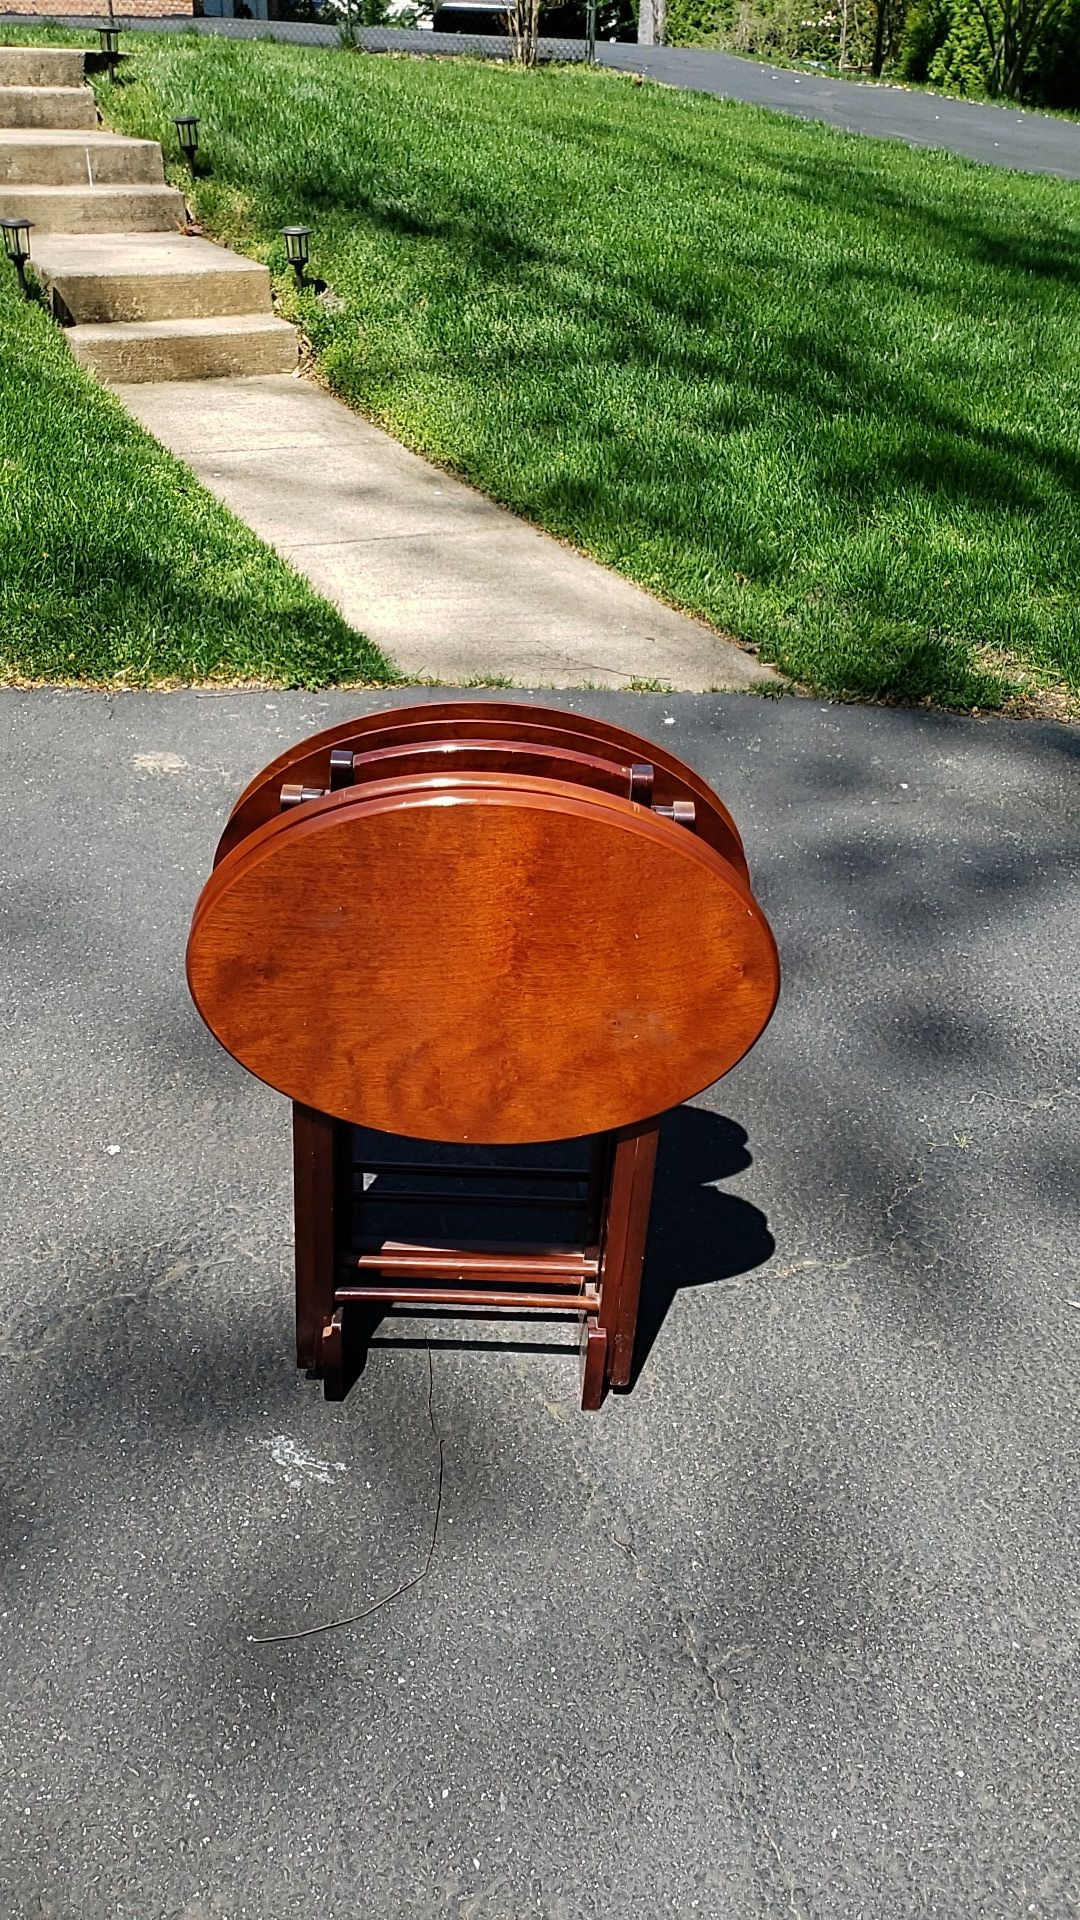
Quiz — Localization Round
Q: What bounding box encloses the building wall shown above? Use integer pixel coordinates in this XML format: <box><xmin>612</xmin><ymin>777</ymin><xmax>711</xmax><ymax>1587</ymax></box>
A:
<box><xmin>0</xmin><ymin>0</ymin><xmax>194</xmax><ymax>13</ymax></box>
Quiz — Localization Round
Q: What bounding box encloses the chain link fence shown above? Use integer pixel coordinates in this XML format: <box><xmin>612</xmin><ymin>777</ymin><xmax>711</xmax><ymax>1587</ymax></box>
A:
<box><xmin>0</xmin><ymin>0</ymin><xmax>642</xmax><ymax>65</ymax></box>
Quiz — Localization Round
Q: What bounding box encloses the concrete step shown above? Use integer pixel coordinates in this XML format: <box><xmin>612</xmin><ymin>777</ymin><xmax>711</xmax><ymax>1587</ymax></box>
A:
<box><xmin>0</xmin><ymin>47</ymin><xmax>85</xmax><ymax>89</ymax></box>
<box><xmin>31</xmin><ymin>231</ymin><xmax>274</xmax><ymax>324</ymax></box>
<box><xmin>0</xmin><ymin>181</ymin><xmax>184</xmax><ymax>233</ymax></box>
<box><xmin>68</xmin><ymin>313</ymin><xmax>299</xmax><ymax>383</ymax></box>
<box><xmin>0</xmin><ymin>128</ymin><xmax>165</xmax><ymax>186</ymax></box>
<box><xmin>0</xmin><ymin>85</ymin><xmax>98</xmax><ymax>131</ymax></box>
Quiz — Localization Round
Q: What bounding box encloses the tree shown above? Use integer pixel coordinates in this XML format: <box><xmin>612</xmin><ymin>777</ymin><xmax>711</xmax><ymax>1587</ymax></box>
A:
<box><xmin>900</xmin><ymin>0</ymin><xmax>1075</xmax><ymax>98</ymax></box>
<box><xmin>871</xmin><ymin>0</ymin><xmax>915</xmax><ymax>75</ymax></box>
<box><xmin>1031</xmin><ymin>0</ymin><xmax>1080</xmax><ymax>103</ymax></box>
<box><xmin>968</xmin><ymin>0</ymin><xmax>1068</xmax><ymax>92</ymax></box>
<box><xmin>638</xmin><ymin>0</ymin><xmax>668</xmax><ymax>42</ymax></box>
<box><xmin>871</xmin><ymin>1</ymin><xmax>887</xmax><ymax>72</ymax></box>
<box><xmin>506</xmin><ymin>0</ymin><xmax>542</xmax><ymax>61</ymax></box>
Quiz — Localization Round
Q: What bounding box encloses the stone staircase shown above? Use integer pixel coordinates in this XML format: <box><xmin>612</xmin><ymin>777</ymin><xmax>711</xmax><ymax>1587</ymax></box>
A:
<box><xmin>0</xmin><ymin>44</ymin><xmax>297</xmax><ymax>381</ymax></box>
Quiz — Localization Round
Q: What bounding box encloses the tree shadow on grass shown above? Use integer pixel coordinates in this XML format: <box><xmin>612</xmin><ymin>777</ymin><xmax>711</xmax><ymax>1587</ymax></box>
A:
<box><xmin>764</xmin><ymin>143</ymin><xmax>1080</xmax><ymax>287</ymax></box>
<box><xmin>0</xmin><ymin>537</ymin><xmax>383</xmax><ymax>686</ymax></box>
<box><xmin>224</xmin><ymin>101</ymin><xmax>1080</xmax><ymax>553</ymax></box>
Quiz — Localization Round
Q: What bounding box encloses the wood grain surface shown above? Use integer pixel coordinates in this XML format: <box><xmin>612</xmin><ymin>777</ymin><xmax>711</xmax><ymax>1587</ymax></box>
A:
<box><xmin>189</xmin><ymin>775</ymin><xmax>778</xmax><ymax>1144</ymax></box>
<box><xmin>215</xmin><ymin>699</ymin><xmax>749</xmax><ymax>878</ymax></box>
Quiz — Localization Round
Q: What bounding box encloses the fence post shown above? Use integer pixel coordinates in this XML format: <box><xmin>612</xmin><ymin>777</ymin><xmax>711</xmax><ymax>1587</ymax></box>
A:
<box><xmin>586</xmin><ymin>0</ymin><xmax>596</xmax><ymax>61</ymax></box>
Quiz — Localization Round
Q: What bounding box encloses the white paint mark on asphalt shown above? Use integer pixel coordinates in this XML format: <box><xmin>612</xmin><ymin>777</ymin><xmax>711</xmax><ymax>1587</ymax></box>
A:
<box><xmin>259</xmin><ymin>1435</ymin><xmax>348</xmax><ymax>1491</ymax></box>
<box><xmin>132</xmin><ymin>751</ymin><xmax>189</xmax><ymax>775</ymax></box>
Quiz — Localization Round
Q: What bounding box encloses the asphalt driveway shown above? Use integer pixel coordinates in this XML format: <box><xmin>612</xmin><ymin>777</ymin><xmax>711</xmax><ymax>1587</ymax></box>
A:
<box><xmin>602</xmin><ymin>43</ymin><xmax>1080</xmax><ymax>182</ymax></box>
<box><xmin>1</xmin><ymin>688</ymin><xmax>1077</xmax><ymax>1919</ymax></box>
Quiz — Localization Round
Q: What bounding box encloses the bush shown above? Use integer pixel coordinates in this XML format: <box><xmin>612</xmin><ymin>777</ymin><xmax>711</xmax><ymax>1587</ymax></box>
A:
<box><xmin>667</xmin><ymin>0</ymin><xmax>875</xmax><ymax>62</ymax></box>
<box><xmin>898</xmin><ymin>0</ymin><xmax>951</xmax><ymax>78</ymax></box>
<box><xmin>665</xmin><ymin>0</ymin><xmax>731</xmax><ymax>46</ymax></box>
<box><xmin>900</xmin><ymin>0</ymin><xmax>1080</xmax><ymax>103</ymax></box>
<box><xmin>927</xmin><ymin>2</ymin><xmax>991</xmax><ymax>92</ymax></box>
<box><xmin>669</xmin><ymin>0</ymin><xmax>1080</xmax><ymax>104</ymax></box>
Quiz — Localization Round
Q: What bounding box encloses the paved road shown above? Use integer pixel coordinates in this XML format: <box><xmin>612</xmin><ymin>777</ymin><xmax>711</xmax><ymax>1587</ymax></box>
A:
<box><xmin>602</xmin><ymin>43</ymin><xmax>1080</xmax><ymax>181</ymax></box>
<box><xmin>2</xmin><ymin>688</ymin><xmax>1078</xmax><ymax>1919</ymax></box>
<box><xmin>21</xmin><ymin>13</ymin><xmax>1080</xmax><ymax>182</ymax></box>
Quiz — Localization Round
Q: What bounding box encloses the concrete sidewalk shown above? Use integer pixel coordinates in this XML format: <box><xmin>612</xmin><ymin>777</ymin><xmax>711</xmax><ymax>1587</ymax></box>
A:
<box><xmin>1</xmin><ymin>687</ymin><xmax>1077</xmax><ymax>1919</ymax></box>
<box><xmin>119</xmin><ymin>374</ymin><xmax>774</xmax><ymax>692</ymax></box>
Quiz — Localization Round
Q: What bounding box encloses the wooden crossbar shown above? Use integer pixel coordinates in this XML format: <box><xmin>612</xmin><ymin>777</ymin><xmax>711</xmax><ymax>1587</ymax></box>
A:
<box><xmin>356</xmin><ymin>1188</ymin><xmax>587</xmax><ymax>1210</ymax></box>
<box><xmin>344</xmin><ymin>1243</ymin><xmax>599</xmax><ymax>1279</ymax></box>
<box><xmin>335</xmin><ymin>1286</ymin><xmax>599</xmax><ymax>1313</ymax></box>
<box><xmin>356</xmin><ymin>1161</ymin><xmax>588</xmax><ymax>1182</ymax></box>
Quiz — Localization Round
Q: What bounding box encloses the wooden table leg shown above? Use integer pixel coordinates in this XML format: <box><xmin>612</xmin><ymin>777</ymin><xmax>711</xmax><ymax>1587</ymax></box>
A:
<box><xmin>584</xmin><ymin>1133</ymin><xmax>612</xmax><ymax>1251</ymax></box>
<box><xmin>598</xmin><ymin>1117</ymin><xmax>661</xmax><ymax>1394</ymax></box>
<box><xmin>320</xmin><ymin>1308</ymin><xmax>346</xmax><ymax>1401</ymax></box>
<box><xmin>293</xmin><ymin>1103</ymin><xmax>347</xmax><ymax>1372</ymax></box>
<box><xmin>579</xmin><ymin>1319</ymin><xmax>608</xmax><ymax>1411</ymax></box>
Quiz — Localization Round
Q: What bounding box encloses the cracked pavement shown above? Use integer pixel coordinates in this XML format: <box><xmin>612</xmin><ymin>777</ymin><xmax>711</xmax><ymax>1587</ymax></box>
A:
<box><xmin>1</xmin><ymin>688</ymin><xmax>1078</xmax><ymax>1919</ymax></box>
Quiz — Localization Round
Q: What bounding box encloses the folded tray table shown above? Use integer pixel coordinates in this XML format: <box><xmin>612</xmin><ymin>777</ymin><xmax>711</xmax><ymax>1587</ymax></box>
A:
<box><xmin>187</xmin><ymin>701</ymin><xmax>779</xmax><ymax>1409</ymax></box>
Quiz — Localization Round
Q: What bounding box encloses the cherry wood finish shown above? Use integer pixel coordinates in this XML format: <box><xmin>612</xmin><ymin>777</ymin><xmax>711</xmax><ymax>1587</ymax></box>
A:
<box><xmin>292</xmin><ymin>1102</ymin><xmax>345</xmax><ymax>1371</ymax></box>
<box><xmin>188</xmin><ymin>775</ymin><xmax>776</xmax><ymax>1143</ymax></box>
<box><xmin>187</xmin><ymin>702</ymin><xmax>778</xmax><ymax>1409</ymax></box>
<box><xmin>303</xmin><ymin>1113</ymin><xmax>662</xmax><ymax>1409</ymax></box>
<box><xmin>349</xmin><ymin>737</ymin><xmax>653</xmax><ymax>797</ymax></box>
<box><xmin>214</xmin><ymin>699</ymin><xmax>750</xmax><ymax>878</ymax></box>
<box><xmin>594</xmin><ymin>1120</ymin><xmax>662</xmax><ymax>1389</ymax></box>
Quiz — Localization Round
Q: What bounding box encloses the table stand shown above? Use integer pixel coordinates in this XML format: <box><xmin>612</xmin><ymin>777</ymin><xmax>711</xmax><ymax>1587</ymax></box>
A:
<box><xmin>294</xmin><ymin>1104</ymin><xmax>660</xmax><ymax>1409</ymax></box>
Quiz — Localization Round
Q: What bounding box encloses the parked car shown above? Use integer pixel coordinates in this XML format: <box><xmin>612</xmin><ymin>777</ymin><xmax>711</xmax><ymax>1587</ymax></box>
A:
<box><xmin>432</xmin><ymin>0</ymin><xmax>590</xmax><ymax>34</ymax></box>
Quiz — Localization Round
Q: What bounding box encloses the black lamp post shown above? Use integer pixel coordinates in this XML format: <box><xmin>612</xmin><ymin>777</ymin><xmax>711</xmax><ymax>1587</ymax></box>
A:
<box><xmin>0</xmin><ymin>216</ymin><xmax>33</xmax><ymax>295</ymax></box>
<box><xmin>98</xmin><ymin>24</ymin><xmax>120</xmax><ymax>83</ymax></box>
<box><xmin>280</xmin><ymin>224</ymin><xmax>313</xmax><ymax>290</ymax></box>
<box><xmin>173</xmin><ymin>114</ymin><xmax>200</xmax><ymax>172</ymax></box>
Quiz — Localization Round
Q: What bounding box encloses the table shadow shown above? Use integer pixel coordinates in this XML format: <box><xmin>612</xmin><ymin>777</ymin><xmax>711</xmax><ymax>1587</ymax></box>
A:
<box><xmin>339</xmin><ymin>1104</ymin><xmax>772</xmax><ymax>1401</ymax></box>
<box><xmin>623</xmin><ymin>1103</ymin><xmax>774</xmax><ymax>1391</ymax></box>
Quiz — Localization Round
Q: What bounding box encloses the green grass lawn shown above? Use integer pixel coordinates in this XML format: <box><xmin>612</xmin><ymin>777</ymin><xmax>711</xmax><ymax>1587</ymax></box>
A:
<box><xmin>0</xmin><ymin>253</ymin><xmax>391</xmax><ymax>686</ymax></box>
<box><xmin>96</xmin><ymin>34</ymin><xmax>1080</xmax><ymax>710</ymax></box>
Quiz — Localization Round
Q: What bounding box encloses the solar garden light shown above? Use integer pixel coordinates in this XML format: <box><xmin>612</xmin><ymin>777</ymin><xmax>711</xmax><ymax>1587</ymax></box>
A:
<box><xmin>173</xmin><ymin>114</ymin><xmax>200</xmax><ymax>172</ymax></box>
<box><xmin>98</xmin><ymin>24</ymin><xmax>120</xmax><ymax>82</ymax></box>
<box><xmin>0</xmin><ymin>216</ymin><xmax>33</xmax><ymax>295</ymax></box>
<box><xmin>280</xmin><ymin>225</ymin><xmax>313</xmax><ymax>290</ymax></box>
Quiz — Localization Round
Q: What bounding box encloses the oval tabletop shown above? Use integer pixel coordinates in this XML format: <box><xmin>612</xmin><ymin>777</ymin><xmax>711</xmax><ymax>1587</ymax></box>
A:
<box><xmin>188</xmin><ymin>778</ymin><xmax>778</xmax><ymax>1144</ymax></box>
<box><xmin>215</xmin><ymin>699</ymin><xmax>749</xmax><ymax>879</ymax></box>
